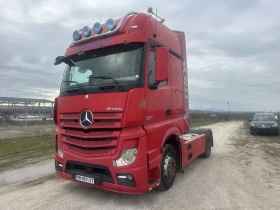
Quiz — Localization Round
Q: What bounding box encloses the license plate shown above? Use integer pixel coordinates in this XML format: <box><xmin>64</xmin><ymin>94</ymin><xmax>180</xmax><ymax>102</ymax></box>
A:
<box><xmin>74</xmin><ymin>175</ymin><xmax>94</xmax><ymax>184</ymax></box>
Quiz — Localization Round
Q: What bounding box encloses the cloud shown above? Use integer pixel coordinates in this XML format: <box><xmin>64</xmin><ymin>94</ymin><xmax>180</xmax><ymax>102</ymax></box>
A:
<box><xmin>0</xmin><ymin>0</ymin><xmax>279</xmax><ymax>111</ymax></box>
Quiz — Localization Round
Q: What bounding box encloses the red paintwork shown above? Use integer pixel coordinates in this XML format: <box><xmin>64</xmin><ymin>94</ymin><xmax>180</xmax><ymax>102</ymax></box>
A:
<box><xmin>54</xmin><ymin>11</ymin><xmax>207</xmax><ymax>194</ymax></box>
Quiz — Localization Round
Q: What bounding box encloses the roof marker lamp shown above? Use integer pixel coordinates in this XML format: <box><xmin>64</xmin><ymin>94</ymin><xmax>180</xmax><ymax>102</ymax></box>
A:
<box><xmin>73</xmin><ymin>30</ymin><xmax>81</xmax><ymax>41</ymax></box>
<box><xmin>106</xmin><ymin>19</ymin><xmax>116</xmax><ymax>31</ymax></box>
<box><xmin>82</xmin><ymin>26</ymin><xmax>91</xmax><ymax>37</ymax></box>
<box><xmin>93</xmin><ymin>22</ymin><xmax>102</xmax><ymax>34</ymax></box>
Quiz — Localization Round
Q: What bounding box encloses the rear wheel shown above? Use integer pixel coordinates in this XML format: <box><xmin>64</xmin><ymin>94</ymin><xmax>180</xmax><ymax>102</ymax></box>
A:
<box><xmin>200</xmin><ymin>132</ymin><xmax>212</xmax><ymax>158</ymax></box>
<box><xmin>156</xmin><ymin>144</ymin><xmax>177</xmax><ymax>191</ymax></box>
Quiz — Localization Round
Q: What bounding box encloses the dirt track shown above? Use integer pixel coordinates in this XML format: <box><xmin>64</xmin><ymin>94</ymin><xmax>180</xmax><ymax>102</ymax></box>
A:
<box><xmin>1</xmin><ymin>121</ymin><xmax>280</xmax><ymax>210</ymax></box>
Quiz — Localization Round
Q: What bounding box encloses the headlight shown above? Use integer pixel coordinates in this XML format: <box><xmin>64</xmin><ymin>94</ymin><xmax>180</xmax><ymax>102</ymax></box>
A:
<box><xmin>250</xmin><ymin>123</ymin><xmax>256</xmax><ymax>127</ymax></box>
<box><xmin>57</xmin><ymin>140</ymin><xmax>64</xmax><ymax>158</ymax></box>
<box><xmin>113</xmin><ymin>148</ymin><xmax>137</xmax><ymax>167</ymax></box>
<box><xmin>272</xmin><ymin>123</ymin><xmax>278</xmax><ymax>127</ymax></box>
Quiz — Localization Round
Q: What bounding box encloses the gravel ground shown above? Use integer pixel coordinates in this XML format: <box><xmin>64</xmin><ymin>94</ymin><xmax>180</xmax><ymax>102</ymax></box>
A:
<box><xmin>0</xmin><ymin>121</ymin><xmax>280</xmax><ymax>210</ymax></box>
<box><xmin>0</xmin><ymin>124</ymin><xmax>56</xmax><ymax>140</ymax></box>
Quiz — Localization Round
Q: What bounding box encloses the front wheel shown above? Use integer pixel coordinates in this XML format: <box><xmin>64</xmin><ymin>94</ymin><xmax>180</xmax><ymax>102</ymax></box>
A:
<box><xmin>156</xmin><ymin>144</ymin><xmax>177</xmax><ymax>191</ymax></box>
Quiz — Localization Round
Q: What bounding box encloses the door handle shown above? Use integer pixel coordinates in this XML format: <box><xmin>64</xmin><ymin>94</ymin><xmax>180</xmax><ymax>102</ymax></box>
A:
<box><xmin>166</xmin><ymin>109</ymin><xmax>172</xmax><ymax>116</ymax></box>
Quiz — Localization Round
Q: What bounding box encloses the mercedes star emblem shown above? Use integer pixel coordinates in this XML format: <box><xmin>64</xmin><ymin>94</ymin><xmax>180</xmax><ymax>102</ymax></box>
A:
<box><xmin>80</xmin><ymin>110</ymin><xmax>93</xmax><ymax>128</ymax></box>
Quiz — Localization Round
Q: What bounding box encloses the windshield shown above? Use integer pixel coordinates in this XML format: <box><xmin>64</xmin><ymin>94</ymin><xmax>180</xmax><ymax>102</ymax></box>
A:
<box><xmin>61</xmin><ymin>43</ymin><xmax>143</xmax><ymax>90</ymax></box>
<box><xmin>253</xmin><ymin>115</ymin><xmax>276</xmax><ymax>121</ymax></box>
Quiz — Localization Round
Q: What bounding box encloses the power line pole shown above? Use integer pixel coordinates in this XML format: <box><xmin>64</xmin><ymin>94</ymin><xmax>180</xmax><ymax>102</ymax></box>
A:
<box><xmin>227</xmin><ymin>102</ymin><xmax>229</xmax><ymax>120</ymax></box>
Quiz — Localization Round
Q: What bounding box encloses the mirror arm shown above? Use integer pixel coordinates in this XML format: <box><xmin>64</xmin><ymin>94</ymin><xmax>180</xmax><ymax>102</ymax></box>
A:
<box><xmin>54</xmin><ymin>56</ymin><xmax>75</xmax><ymax>66</ymax></box>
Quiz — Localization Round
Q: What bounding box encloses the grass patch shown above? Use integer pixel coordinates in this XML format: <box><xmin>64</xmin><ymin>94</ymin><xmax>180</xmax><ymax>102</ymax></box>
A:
<box><xmin>0</xmin><ymin>135</ymin><xmax>55</xmax><ymax>171</ymax></box>
<box><xmin>190</xmin><ymin>121</ymin><xmax>220</xmax><ymax>128</ymax></box>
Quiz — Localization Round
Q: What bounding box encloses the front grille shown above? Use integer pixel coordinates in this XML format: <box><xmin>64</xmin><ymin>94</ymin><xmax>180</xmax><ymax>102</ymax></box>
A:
<box><xmin>59</xmin><ymin>112</ymin><xmax>122</xmax><ymax>128</ymax></box>
<box><xmin>64</xmin><ymin>135</ymin><xmax>117</xmax><ymax>146</ymax></box>
<box><xmin>66</xmin><ymin>143</ymin><xmax>113</xmax><ymax>155</ymax></box>
<box><xmin>66</xmin><ymin>161</ymin><xmax>114</xmax><ymax>184</ymax></box>
<box><xmin>59</xmin><ymin>112</ymin><xmax>122</xmax><ymax>157</ymax></box>
<box><xmin>62</xmin><ymin>113</ymin><xmax>80</xmax><ymax>118</ymax></box>
<box><xmin>64</xmin><ymin>129</ymin><xmax>114</xmax><ymax>137</ymax></box>
<box><xmin>62</xmin><ymin>128</ymin><xmax>120</xmax><ymax>156</ymax></box>
<box><xmin>256</xmin><ymin>124</ymin><xmax>272</xmax><ymax>128</ymax></box>
<box><xmin>60</xmin><ymin>119</ymin><xmax>121</xmax><ymax>127</ymax></box>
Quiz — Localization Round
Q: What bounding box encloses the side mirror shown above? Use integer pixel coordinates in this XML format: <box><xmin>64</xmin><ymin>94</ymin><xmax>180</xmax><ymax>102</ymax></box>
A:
<box><xmin>54</xmin><ymin>56</ymin><xmax>65</xmax><ymax>65</ymax></box>
<box><xmin>54</xmin><ymin>56</ymin><xmax>74</xmax><ymax>66</ymax></box>
<box><xmin>155</xmin><ymin>47</ymin><xmax>169</xmax><ymax>82</ymax></box>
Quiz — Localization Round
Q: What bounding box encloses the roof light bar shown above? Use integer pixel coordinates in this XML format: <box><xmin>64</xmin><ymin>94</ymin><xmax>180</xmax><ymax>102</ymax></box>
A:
<box><xmin>72</xmin><ymin>30</ymin><xmax>81</xmax><ymax>41</ymax></box>
<box><xmin>72</xmin><ymin>11</ymin><xmax>138</xmax><ymax>45</ymax></box>
<box><xmin>93</xmin><ymin>22</ymin><xmax>102</xmax><ymax>34</ymax></box>
<box><xmin>82</xmin><ymin>26</ymin><xmax>91</xmax><ymax>37</ymax></box>
<box><xmin>106</xmin><ymin>19</ymin><xmax>116</xmax><ymax>31</ymax></box>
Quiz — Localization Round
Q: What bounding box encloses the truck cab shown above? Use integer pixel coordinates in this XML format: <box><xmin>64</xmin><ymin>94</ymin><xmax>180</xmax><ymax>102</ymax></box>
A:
<box><xmin>54</xmin><ymin>8</ymin><xmax>213</xmax><ymax>194</ymax></box>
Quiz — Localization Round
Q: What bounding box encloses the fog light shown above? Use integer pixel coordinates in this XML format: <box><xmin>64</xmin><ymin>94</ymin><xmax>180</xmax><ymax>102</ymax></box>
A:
<box><xmin>127</xmin><ymin>174</ymin><xmax>133</xmax><ymax>180</ymax></box>
<box><xmin>116</xmin><ymin>173</ymin><xmax>136</xmax><ymax>187</ymax></box>
<box><xmin>55</xmin><ymin>161</ymin><xmax>63</xmax><ymax>172</ymax></box>
<box><xmin>272</xmin><ymin>123</ymin><xmax>278</xmax><ymax>127</ymax></box>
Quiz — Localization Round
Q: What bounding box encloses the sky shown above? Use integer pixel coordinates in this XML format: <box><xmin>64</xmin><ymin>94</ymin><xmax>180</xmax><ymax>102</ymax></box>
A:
<box><xmin>0</xmin><ymin>0</ymin><xmax>279</xmax><ymax>112</ymax></box>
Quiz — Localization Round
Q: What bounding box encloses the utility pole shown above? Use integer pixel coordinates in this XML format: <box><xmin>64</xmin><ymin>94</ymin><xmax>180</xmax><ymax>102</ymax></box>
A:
<box><xmin>227</xmin><ymin>102</ymin><xmax>229</xmax><ymax>120</ymax></box>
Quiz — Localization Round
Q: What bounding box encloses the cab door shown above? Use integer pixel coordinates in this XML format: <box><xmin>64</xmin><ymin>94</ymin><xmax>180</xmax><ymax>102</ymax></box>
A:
<box><xmin>143</xmin><ymin>46</ymin><xmax>172</xmax><ymax>126</ymax></box>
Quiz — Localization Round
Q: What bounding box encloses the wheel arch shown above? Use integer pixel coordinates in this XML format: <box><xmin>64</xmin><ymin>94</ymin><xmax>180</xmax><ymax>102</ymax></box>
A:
<box><xmin>161</xmin><ymin>127</ymin><xmax>182</xmax><ymax>170</ymax></box>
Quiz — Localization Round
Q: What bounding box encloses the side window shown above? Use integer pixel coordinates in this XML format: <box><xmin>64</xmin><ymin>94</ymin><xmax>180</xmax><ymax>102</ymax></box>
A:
<box><xmin>148</xmin><ymin>50</ymin><xmax>167</xmax><ymax>87</ymax></box>
<box><xmin>148</xmin><ymin>51</ymin><xmax>156</xmax><ymax>85</ymax></box>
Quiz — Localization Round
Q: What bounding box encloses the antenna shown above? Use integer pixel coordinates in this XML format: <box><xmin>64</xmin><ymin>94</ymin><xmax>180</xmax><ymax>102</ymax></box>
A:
<box><xmin>154</xmin><ymin>7</ymin><xmax>157</xmax><ymax>38</ymax></box>
<box><xmin>147</xmin><ymin>7</ymin><xmax>165</xmax><ymax>23</ymax></box>
<box><xmin>100</xmin><ymin>14</ymin><xmax>102</xmax><ymax>23</ymax></box>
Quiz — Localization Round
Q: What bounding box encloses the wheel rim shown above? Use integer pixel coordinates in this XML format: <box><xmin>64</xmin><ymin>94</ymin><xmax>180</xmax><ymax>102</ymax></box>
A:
<box><xmin>163</xmin><ymin>154</ymin><xmax>176</xmax><ymax>181</ymax></box>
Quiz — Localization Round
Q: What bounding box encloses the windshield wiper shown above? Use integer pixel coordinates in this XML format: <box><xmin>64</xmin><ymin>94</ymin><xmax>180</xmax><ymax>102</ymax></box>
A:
<box><xmin>62</xmin><ymin>81</ymin><xmax>86</xmax><ymax>94</ymax></box>
<box><xmin>88</xmin><ymin>76</ymin><xmax>124</xmax><ymax>92</ymax></box>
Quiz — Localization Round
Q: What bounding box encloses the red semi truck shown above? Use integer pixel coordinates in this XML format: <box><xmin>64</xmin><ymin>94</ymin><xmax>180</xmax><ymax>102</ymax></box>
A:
<box><xmin>53</xmin><ymin>8</ymin><xmax>213</xmax><ymax>194</ymax></box>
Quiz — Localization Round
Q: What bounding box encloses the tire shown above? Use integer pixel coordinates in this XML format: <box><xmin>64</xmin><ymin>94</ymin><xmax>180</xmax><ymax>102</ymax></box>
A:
<box><xmin>156</xmin><ymin>144</ymin><xmax>177</xmax><ymax>191</ymax></box>
<box><xmin>200</xmin><ymin>132</ymin><xmax>212</xmax><ymax>158</ymax></box>
<box><xmin>188</xmin><ymin>128</ymin><xmax>213</xmax><ymax>157</ymax></box>
<box><xmin>189</xmin><ymin>128</ymin><xmax>214</xmax><ymax>147</ymax></box>
<box><xmin>250</xmin><ymin>130</ymin><xmax>254</xmax><ymax>135</ymax></box>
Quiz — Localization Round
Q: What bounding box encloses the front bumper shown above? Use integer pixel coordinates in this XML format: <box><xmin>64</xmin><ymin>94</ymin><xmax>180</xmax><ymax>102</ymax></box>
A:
<box><xmin>250</xmin><ymin>126</ymin><xmax>279</xmax><ymax>134</ymax></box>
<box><xmin>54</xmin><ymin>127</ymin><xmax>160</xmax><ymax>194</ymax></box>
<box><xmin>55</xmin><ymin>156</ymin><xmax>152</xmax><ymax>194</ymax></box>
